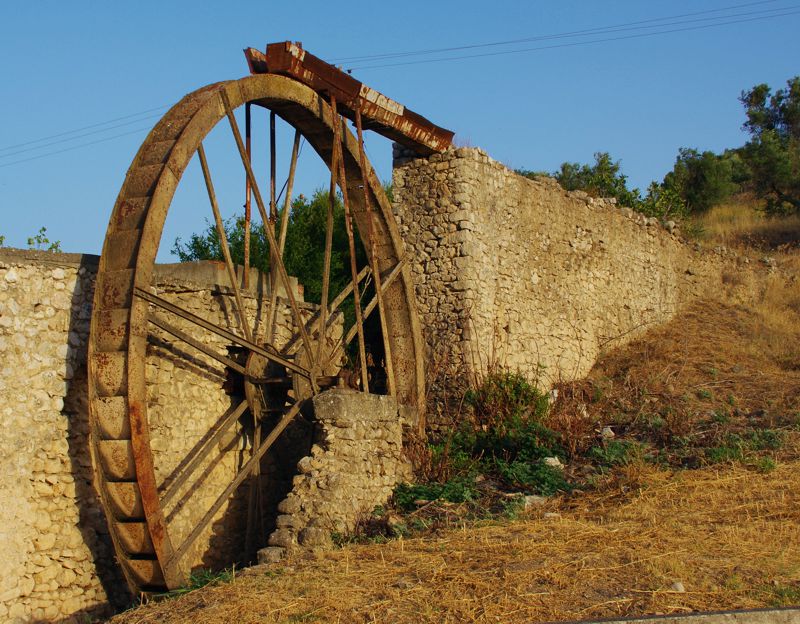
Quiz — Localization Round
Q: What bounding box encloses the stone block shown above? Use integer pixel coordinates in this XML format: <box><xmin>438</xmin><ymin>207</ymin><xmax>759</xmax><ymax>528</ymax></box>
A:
<box><xmin>257</xmin><ymin>547</ymin><xmax>286</xmax><ymax>564</ymax></box>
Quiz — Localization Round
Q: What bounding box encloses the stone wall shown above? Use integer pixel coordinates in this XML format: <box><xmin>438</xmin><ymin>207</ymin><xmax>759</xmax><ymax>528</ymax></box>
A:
<box><xmin>392</xmin><ymin>146</ymin><xmax>736</xmax><ymax>419</ymax></box>
<box><xmin>0</xmin><ymin>249</ymin><xmax>317</xmax><ymax>622</ymax></box>
<box><xmin>0</xmin><ymin>250</ymin><xmax>119</xmax><ymax>622</ymax></box>
<box><xmin>261</xmin><ymin>389</ymin><xmax>409</xmax><ymax>562</ymax></box>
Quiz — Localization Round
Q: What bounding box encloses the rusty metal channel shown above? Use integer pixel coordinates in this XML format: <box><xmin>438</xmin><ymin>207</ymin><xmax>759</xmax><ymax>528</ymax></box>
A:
<box><xmin>244</xmin><ymin>41</ymin><xmax>454</xmax><ymax>156</ymax></box>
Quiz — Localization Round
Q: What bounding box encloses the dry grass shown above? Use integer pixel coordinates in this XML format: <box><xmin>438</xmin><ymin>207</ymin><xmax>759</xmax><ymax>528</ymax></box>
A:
<box><xmin>692</xmin><ymin>198</ymin><xmax>800</xmax><ymax>251</ymax></box>
<box><xmin>113</xmin><ymin>458</ymin><xmax>800</xmax><ymax>624</ymax></box>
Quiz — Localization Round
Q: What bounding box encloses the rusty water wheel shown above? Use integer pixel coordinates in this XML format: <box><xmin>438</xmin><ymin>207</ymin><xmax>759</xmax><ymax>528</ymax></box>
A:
<box><xmin>87</xmin><ymin>74</ymin><xmax>425</xmax><ymax>594</ymax></box>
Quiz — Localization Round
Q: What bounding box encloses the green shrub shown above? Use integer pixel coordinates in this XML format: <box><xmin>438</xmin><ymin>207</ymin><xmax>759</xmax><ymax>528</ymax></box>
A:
<box><xmin>706</xmin><ymin>429</ymin><xmax>784</xmax><ymax>465</ymax></box>
<box><xmin>753</xmin><ymin>456</ymin><xmax>777</xmax><ymax>473</ymax></box>
<box><xmin>394</xmin><ymin>370</ymin><xmax>572</xmax><ymax>513</ymax></box>
<box><xmin>746</xmin><ymin>428</ymin><xmax>783</xmax><ymax>451</ymax></box>
<box><xmin>588</xmin><ymin>439</ymin><xmax>641</xmax><ymax>467</ymax></box>
<box><xmin>706</xmin><ymin>443</ymin><xmax>745</xmax><ymax>464</ymax></box>
<box><xmin>494</xmin><ymin>459</ymin><xmax>570</xmax><ymax>495</ymax></box>
<box><xmin>27</xmin><ymin>227</ymin><xmax>61</xmax><ymax>252</ymax></box>
<box><xmin>464</xmin><ymin>370</ymin><xmax>549</xmax><ymax>431</ymax></box>
<box><xmin>393</xmin><ymin>477</ymin><xmax>478</xmax><ymax>511</ymax></box>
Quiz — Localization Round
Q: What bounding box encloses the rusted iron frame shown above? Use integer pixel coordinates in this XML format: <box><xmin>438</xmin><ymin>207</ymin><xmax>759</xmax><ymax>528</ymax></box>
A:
<box><xmin>332</xmin><ymin>105</ymin><xmax>369</xmax><ymax>391</ymax></box>
<box><xmin>244</xmin><ymin>103</ymin><xmax>252</xmax><ymax>290</ymax></box>
<box><xmin>281</xmin><ymin>264</ymin><xmax>370</xmax><ymax>356</ymax></box>
<box><xmin>197</xmin><ymin>143</ymin><xmax>253</xmax><ymax>344</ymax></box>
<box><xmin>327</xmin><ymin>257</ymin><xmax>405</xmax><ymax>369</ymax></box>
<box><xmin>247</xmin><ymin>108</ymin><xmax>275</xmax><ymax>556</ymax></box>
<box><xmin>355</xmin><ymin>108</ymin><xmax>396</xmax><ymax>396</ymax></box>
<box><xmin>147</xmin><ymin>312</ymin><xmax>246</xmax><ymax>375</ymax></box>
<box><xmin>160</xmin><ymin>399</ymin><xmax>249</xmax><ymax>508</ymax></box>
<box><xmin>168</xmin><ymin>399</ymin><xmax>305</xmax><ymax>567</ymax></box>
<box><xmin>317</xmin><ymin>95</ymin><xmax>339</xmax><ymax>367</ymax></box>
<box><xmin>270</xmin><ymin>111</ymin><xmax>277</xmax><ymax>222</ymax></box>
<box><xmin>266</xmin><ymin>130</ymin><xmax>301</xmax><ymax>344</ymax></box>
<box><xmin>220</xmin><ymin>90</ymin><xmax>319</xmax><ymax>386</ymax></box>
<box><xmin>244</xmin><ymin>43</ymin><xmax>455</xmax><ymax>156</ymax></box>
<box><xmin>134</xmin><ymin>287</ymin><xmax>310</xmax><ymax>378</ymax></box>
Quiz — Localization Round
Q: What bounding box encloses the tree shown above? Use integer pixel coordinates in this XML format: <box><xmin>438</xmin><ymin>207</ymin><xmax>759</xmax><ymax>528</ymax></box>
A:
<box><xmin>517</xmin><ymin>152</ymin><xmax>689</xmax><ymax>219</ymax></box>
<box><xmin>553</xmin><ymin>152</ymin><xmax>642</xmax><ymax>208</ymax></box>
<box><xmin>662</xmin><ymin>148</ymin><xmax>741</xmax><ymax>213</ymax></box>
<box><xmin>172</xmin><ymin>189</ymin><xmax>366</xmax><ymax>306</ymax></box>
<box><xmin>740</xmin><ymin>76</ymin><xmax>800</xmax><ymax>214</ymax></box>
<box><xmin>638</xmin><ymin>182</ymin><xmax>687</xmax><ymax>221</ymax></box>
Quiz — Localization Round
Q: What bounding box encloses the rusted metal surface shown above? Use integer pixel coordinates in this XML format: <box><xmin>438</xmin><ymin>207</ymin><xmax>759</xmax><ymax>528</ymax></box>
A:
<box><xmin>356</xmin><ymin>107</ymin><xmax>396</xmax><ymax>396</ymax></box>
<box><xmin>332</xmin><ymin>99</ymin><xmax>370</xmax><ymax>392</ymax></box>
<box><xmin>245</xmin><ymin>42</ymin><xmax>454</xmax><ymax>156</ymax></box>
<box><xmin>244</xmin><ymin>104</ymin><xmax>252</xmax><ymax>289</ymax></box>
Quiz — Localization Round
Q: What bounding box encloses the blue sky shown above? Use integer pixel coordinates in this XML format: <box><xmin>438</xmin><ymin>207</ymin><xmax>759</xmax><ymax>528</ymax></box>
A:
<box><xmin>1</xmin><ymin>1</ymin><xmax>798</xmax><ymax>255</ymax></box>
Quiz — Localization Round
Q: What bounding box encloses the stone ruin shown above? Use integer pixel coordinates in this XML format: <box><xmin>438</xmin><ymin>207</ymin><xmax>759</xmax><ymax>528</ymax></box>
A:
<box><xmin>0</xmin><ymin>146</ymin><xmax>747</xmax><ymax>622</ymax></box>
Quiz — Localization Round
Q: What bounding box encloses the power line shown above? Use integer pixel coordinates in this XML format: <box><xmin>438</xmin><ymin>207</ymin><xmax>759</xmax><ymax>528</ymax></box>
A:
<box><xmin>332</xmin><ymin>0</ymin><xmax>783</xmax><ymax>64</ymax></box>
<box><xmin>347</xmin><ymin>9</ymin><xmax>800</xmax><ymax>71</ymax></box>
<box><xmin>0</xmin><ymin>112</ymin><xmax>164</xmax><ymax>159</ymax></box>
<box><xmin>0</xmin><ymin>126</ymin><xmax>153</xmax><ymax>169</ymax></box>
<box><xmin>2</xmin><ymin>3</ymin><xmax>795</xmax><ymax>169</ymax></box>
<box><xmin>0</xmin><ymin>104</ymin><xmax>168</xmax><ymax>153</ymax></box>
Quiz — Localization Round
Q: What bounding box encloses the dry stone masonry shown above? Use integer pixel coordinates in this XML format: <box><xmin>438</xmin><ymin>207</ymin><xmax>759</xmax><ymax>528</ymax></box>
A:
<box><xmin>392</xmin><ymin>146</ymin><xmax>733</xmax><ymax>419</ymax></box>
<box><xmin>260</xmin><ymin>389</ymin><xmax>409</xmax><ymax>562</ymax></box>
<box><xmin>0</xmin><ymin>250</ymin><xmax>120</xmax><ymax>623</ymax></box>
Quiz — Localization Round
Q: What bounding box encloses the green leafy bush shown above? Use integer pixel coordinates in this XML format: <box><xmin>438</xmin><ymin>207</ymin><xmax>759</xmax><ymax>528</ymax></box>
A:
<box><xmin>464</xmin><ymin>370</ymin><xmax>549</xmax><ymax>431</ymax></box>
<box><xmin>394</xmin><ymin>369</ymin><xmax>570</xmax><ymax>510</ymax></box>
<box><xmin>705</xmin><ymin>429</ymin><xmax>783</xmax><ymax>464</ymax></box>
<box><xmin>588</xmin><ymin>439</ymin><xmax>641</xmax><ymax>467</ymax></box>
<box><xmin>27</xmin><ymin>227</ymin><xmax>61</xmax><ymax>252</ymax></box>
<box><xmin>393</xmin><ymin>478</ymin><xmax>478</xmax><ymax>511</ymax></box>
<box><xmin>493</xmin><ymin>459</ymin><xmax>569</xmax><ymax>495</ymax></box>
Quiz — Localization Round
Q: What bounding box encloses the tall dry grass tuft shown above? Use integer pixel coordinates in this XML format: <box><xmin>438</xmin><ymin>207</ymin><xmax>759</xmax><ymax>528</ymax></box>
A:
<box><xmin>693</xmin><ymin>197</ymin><xmax>800</xmax><ymax>250</ymax></box>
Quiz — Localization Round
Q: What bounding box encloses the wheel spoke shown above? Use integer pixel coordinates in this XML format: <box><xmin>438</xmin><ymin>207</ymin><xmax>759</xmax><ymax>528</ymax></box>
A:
<box><xmin>332</xmin><ymin>103</ymin><xmax>369</xmax><ymax>392</ymax></box>
<box><xmin>160</xmin><ymin>399</ymin><xmax>249</xmax><ymax>508</ymax></box>
<box><xmin>282</xmin><ymin>265</ymin><xmax>370</xmax><ymax>356</ymax></box>
<box><xmin>317</xmin><ymin>97</ymin><xmax>339</xmax><ymax>366</ymax></box>
<box><xmin>148</xmin><ymin>311</ymin><xmax>246</xmax><ymax>375</ymax></box>
<box><xmin>243</xmin><ymin>103</ymin><xmax>252</xmax><ymax>290</ymax></box>
<box><xmin>169</xmin><ymin>399</ymin><xmax>306</xmax><ymax>567</ymax></box>
<box><xmin>220</xmin><ymin>90</ymin><xmax>318</xmax><ymax>381</ymax></box>
<box><xmin>270</xmin><ymin>111</ymin><xmax>277</xmax><ymax>222</ymax></box>
<box><xmin>135</xmin><ymin>286</ymin><xmax>310</xmax><ymax>379</ymax></box>
<box><xmin>355</xmin><ymin>108</ymin><xmax>397</xmax><ymax>396</ymax></box>
<box><xmin>265</xmin><ymin>129</ymin><xmax>301</xmax><ymax>343</ymax></box>
<box><xmin>327</xmin><ymin>258</ymin><xmax>405</xmax><ymax>368</ymax></box>
<box><xmin>197</xmin><ymin>143</ymin><xmax>253</xmax><ymax>343</ymax></box>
